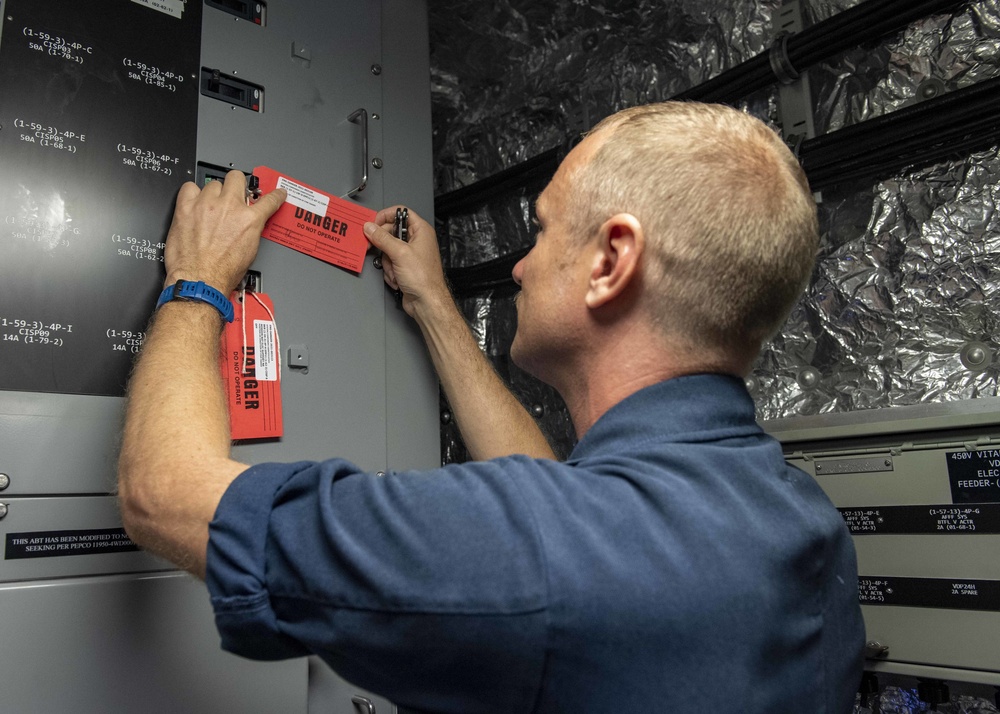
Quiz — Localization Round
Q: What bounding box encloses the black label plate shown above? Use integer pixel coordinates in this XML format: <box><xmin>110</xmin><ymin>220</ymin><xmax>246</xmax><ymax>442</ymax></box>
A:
<box><xmin>859</xmin><ymin>576</ymin><xmax>1000</xmax><ymax>612</ymax></box>
<box><xmin>839</xmin><ymin>503</ymin><xmax>1000</xmax><ymax>535</ymax></box>
<box><xmin>946</xmin><ymin>450</ymin><xmax>1000</xmax><ymax>503</ymax></box>
<box><xmin>5</xmin><ymin>527</ymin><xmax>140</xmax><ymax>559</ymax></box>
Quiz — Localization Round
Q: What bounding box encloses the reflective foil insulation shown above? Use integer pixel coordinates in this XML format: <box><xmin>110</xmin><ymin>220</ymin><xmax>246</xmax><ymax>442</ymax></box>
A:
<box><xmin>428</xmin><ymin>0</ymin><xmax>1000</xmax><ymax>460</ymax></box>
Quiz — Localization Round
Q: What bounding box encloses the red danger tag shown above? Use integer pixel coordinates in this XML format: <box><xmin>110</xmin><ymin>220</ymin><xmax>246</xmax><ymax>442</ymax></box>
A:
<box><xmin>220</xmin><ymin>291</ymin><xmax>283</xmax><ymax>440</ymax></box>
<box><xmin>254</xmin><ymin>165</ymin><xmax>375</xmax><ymax>274</ymax></box>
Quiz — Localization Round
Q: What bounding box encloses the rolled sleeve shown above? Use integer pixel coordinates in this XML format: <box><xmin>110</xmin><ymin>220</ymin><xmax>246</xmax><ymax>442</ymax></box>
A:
<box><xmin>205</xmin><ymin>457</ymin><xmax>551</xmax><ymax>713</ymax></box>
<box><xmin>206</xmin><ymin>461</ymin><xmax>315</xmax><ymax>660</ymax></box>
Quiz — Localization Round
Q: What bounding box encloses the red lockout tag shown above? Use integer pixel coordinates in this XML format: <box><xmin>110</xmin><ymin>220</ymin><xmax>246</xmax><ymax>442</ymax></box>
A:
<box><xmin>253</xmin><ymin>166</ymin><xmax>376</xmax><ymax>274</ymax></box>
<box><xmin>220</xmin><ymin>291</ymin><xmax>283</xmax><ymax>440</ymax></box>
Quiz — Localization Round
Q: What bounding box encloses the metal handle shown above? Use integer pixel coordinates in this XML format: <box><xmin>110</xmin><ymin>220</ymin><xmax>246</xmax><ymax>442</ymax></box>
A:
<box><xmin>347</xmin><ymin>108</ymin><xmax>368</xmax><ymax>196</ymax></box>
<box><xmin>351</xmin><ymin>695</ymin><xmax>376</xmax><ymax>714</ymax></box>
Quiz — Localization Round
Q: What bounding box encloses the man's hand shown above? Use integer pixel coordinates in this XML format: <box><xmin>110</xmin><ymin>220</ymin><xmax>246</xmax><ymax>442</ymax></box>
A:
<box><xmin>364</xmin><ymin>207</ymin><xmax>449</xmax><ymax>319</ymax></box>
<box><xmin>163</xmin><ymin>169</ymin><xmax>286</xmax><ymax>294</ymax></box>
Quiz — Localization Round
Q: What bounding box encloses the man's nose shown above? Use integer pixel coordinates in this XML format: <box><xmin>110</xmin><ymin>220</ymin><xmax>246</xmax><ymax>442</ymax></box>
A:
<box><xmin>512</xmin><ymin>257</ymin><xmax>524</xmax><ymax>286</ymax></box>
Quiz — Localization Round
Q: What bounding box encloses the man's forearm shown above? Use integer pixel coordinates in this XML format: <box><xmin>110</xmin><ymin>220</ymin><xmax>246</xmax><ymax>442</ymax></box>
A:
<box><xmin>414</xmin><ymin>294</ymin><xmax>556</xmax><ymax>461</ymax></box>
<box><xmin>118</xmin><ymin>301</ymin><xmax>246</xmax><ymax>577</ymax></box>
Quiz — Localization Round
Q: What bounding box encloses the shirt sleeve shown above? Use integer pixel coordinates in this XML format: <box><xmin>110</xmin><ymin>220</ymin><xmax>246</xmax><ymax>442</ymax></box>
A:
<box><xmin>205</xmin><ymin>457</ymin><xmax>550</xmax><ymax>713</ymax></box>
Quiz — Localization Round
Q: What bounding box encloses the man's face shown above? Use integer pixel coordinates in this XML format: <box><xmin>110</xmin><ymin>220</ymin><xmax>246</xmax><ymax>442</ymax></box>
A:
<box><xmin>509</xmin><ymin>133</ymin><xmax>604</xmax><ymax>384</ymax></box>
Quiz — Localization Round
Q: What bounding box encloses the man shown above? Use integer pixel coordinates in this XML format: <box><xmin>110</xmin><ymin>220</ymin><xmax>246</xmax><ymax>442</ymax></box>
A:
<box><xmin>119</xmin><ymin>101</ymin><xmax>864</xmax><ymax>713</ymax></box>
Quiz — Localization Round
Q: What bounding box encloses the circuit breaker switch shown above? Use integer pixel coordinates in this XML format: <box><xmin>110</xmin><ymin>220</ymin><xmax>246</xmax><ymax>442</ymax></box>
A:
<box><xmin>205</xmin><ymin>0</ymin><xmax>266</xmax><ymax>25</ymax></box>
<box><xmin>200</xmin><ymin>67</ymin><xmax>263</xmax><ymax>112</ymax></box>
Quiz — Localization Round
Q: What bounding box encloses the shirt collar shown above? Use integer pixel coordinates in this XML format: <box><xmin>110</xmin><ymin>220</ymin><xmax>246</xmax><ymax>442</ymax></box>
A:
<box><xmin>567</xmin><ymin>373</ymin><xmax>760</xmax><ymax>462</ymax></box>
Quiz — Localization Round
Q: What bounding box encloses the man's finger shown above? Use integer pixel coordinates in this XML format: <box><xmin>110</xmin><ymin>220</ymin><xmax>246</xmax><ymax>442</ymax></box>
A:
<box><xmin>252</xmin><ymin>188</ymin><xmax>287</xmax><ymax>221</ymax></box>
<box><xmin>175</xmin><ymin>181</ymin><xmax>203</xmax><ymax>208</ymax></box>
<box><xmin>382</xmin><ymin>261</ymin><xmax>399</xmax><ymax>290</ymax></box>
<box><xmin>220</xmin><ymin>169</ymin><xmax>249</xmax><ymax>201</ymax></box>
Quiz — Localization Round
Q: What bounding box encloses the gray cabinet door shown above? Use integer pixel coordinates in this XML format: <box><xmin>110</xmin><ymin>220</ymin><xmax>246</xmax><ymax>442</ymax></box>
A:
<box><xmin>0</xmin><ymin>573</ymin><xmax>308</xmax><ymax>713</ymax></box>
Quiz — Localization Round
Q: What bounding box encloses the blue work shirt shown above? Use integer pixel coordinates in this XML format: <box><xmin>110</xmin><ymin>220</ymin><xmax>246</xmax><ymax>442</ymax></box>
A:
<box><xmin>207</xmin><ymin>374</ymin><xmax>864</xmax><ymax>713</ymax></box>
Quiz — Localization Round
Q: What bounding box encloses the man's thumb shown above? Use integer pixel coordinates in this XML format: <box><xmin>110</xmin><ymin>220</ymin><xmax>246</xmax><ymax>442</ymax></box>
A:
<box><xmin>364</xmin><ymin>222</ymin><xmax>399</xmax><ymax>256</ymax></box>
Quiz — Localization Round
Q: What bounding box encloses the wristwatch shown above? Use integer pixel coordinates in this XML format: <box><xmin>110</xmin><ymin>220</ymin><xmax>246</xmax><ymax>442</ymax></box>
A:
<box><xmin>156</xmin><ymin>280</ymin><xmax>234</xmax><ymax>323</ymax></box>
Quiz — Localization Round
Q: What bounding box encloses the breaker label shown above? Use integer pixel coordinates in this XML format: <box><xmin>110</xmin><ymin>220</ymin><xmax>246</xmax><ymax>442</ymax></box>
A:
<box><xmin>858</xmin><ymin>576</ymin><xmax>1000</xmax><ymax>612</ymax></box>
<box><xmin>131</xmin><ymin>0</ymin><xmax>184</xmax><ymax>19</ymax></box>
<box><xmin>5</xmin><ymin>528</ymin><xmax>140</xmax><ymax>559</ymax></box>
<box><xmin>839</xmin><ymin>504</ymin><xmax>1000</xmax><ymax>535</ymax></box>
<box><xmin>946</xmin><ymin>450</ymin><xmax>1000</xmax><ymax>503</ymax></box>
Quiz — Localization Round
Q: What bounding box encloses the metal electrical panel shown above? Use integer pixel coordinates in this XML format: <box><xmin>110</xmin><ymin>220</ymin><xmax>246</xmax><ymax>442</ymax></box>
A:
<box><xmin>0</xmin><ymin>0</ymin><xmax>199</xmax><ymax>396</ymax></box>
<box><xmin>770</xmin><ymin>399</ymin><xmax>1000</xmax><ymax>685</ymax></box>
<box><xmin>0</xmin><ymin>0</ymin><xmax>438</xmax><ymax>711</ymax></box>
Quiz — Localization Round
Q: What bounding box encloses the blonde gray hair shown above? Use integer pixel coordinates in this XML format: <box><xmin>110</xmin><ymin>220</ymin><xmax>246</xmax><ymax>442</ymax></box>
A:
<box><xmin>569</xmin><ymin>101</ymin><xmax>818</xmax><ymax>361</ymax></box>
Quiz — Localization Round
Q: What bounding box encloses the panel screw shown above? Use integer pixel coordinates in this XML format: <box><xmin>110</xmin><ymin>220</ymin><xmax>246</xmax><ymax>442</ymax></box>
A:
<box><xmin>815</xmin><ymin>463</ymin><xmax>823</xmax><ymax>471</ymax></box>
<box><xmin>376</xmin><ymin>471</ymin><xmax>386</xmax><ymax>477</ymax></box>
<box><xmin>0</xmin><ymin>502</ymin><xmax>7</xmax><ymax>519</ymax></box>
<box><xmin>372</xmin><ymin>113</ymin><xmax>380</xmax><ymax>120</ymax></box>
<box><xmin>372</xmin><ymin>157</ymin><xmax>383</xmax><ymax>169</ymax></box>
<box><xmin>0</xmin><ymin>473</ymin><xmax>8</xmax><ymax>490</ymax></box>
<box><xmin>884</xmin><ymin>459</ymin><xmax>892</xmax><ymax>467</ymax></box>
<box><xmin>373</xmin><ymin>255</ymin><xmax>383</xmax><ymax>269</ymax></box>
<box><xmin>371</xmin><ymin>64</ymin><xmax>382</xmax><ymax>75</ymax></box>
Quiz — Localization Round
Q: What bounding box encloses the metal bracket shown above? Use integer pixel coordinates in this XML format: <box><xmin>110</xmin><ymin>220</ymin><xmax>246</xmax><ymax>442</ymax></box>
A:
<box><xmin>772</xmin><ymin>1</ymin><xmax>816</xmax><ymax>147</ymax></box>
<box><xmin>287</xmin><ymin>344</ymin><xmax>309</xmax><ymax>373</ymax></box>
<box><xmin>238</xmin><ymin>269</ymin><xmax>262</xmax><ymax>293</ymax></box>
<box><xmin>865</xmin><ymin>640</ymin><xmax>890</xmax><ymax>659</ymax></box>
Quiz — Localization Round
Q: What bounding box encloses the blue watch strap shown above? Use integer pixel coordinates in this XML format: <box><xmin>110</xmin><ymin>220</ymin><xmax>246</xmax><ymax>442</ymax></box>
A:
<box><xmin>156</xmin><ymin>280</ymin><xmax>235</xmax><ymax>323</ymax></box>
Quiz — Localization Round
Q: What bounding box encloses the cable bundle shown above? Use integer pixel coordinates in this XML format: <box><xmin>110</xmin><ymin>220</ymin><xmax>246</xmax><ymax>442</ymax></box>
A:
<box><xmin>801</xmin><ymin>75</ymin><xmax>1000</xmax><ymax>190</ymax></box>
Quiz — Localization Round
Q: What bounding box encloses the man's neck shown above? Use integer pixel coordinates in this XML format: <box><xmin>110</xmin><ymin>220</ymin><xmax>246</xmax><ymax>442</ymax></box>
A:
<box><xmin>557</xmin><ymin>333</ymin><xmax>746</xmax><ymax>441</ymax></box>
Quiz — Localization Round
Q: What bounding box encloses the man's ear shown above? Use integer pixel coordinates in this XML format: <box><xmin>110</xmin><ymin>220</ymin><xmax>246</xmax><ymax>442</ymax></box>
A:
<box><xmin>585</xmin><ymin>213</ymin><xmax>644</xmax><ymax>309</ymax></box>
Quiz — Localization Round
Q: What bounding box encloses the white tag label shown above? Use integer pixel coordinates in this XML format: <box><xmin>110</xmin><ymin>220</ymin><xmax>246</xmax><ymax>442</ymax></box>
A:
<box><xmin>131</xmin><ymin>0</ymin><xmax>184</xmax><ymax>18</ymax></box>
<box><xmin>277</xmin><ymin>176</ymin><xmax>330</xmax><ymax>216</ymax></box>
<box><xmin>253</xmin><ymin>320</ymin><xmax>277</xmax><ymax>381</ymax></box>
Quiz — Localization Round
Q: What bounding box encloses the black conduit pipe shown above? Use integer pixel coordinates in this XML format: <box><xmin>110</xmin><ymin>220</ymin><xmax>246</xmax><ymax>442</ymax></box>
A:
<box><xmin>677</xmin><ymin>0</ymin><xmax>967</xmax><ymax>103</ymax></box>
